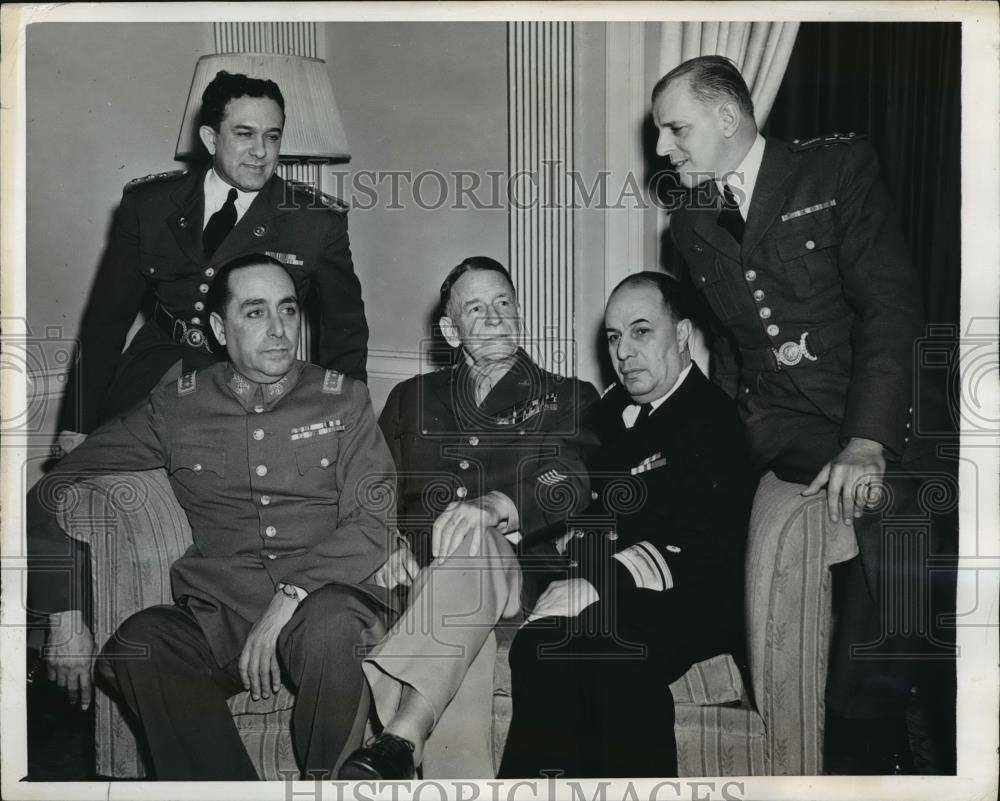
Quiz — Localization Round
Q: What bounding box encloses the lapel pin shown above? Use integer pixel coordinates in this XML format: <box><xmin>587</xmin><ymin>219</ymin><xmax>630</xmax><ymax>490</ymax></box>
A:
<box><xmin>253</xmin><ymin>224</ymin><xmax>268</xmax><ymax>237</ymax></box>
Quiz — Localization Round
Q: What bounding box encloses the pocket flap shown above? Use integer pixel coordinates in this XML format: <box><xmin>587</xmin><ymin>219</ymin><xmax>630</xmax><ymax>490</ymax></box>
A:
<box><xmin>169</xmin><ymin>444</ymin><xmax>226</xmax><ymax>476</ymax></box>
<box><xmin>294</xmin><ymin>439</ymin><xmax>338</xmax><ymax>475</ymax></box>
<box><xmin>775</xmin><ymin>226</ymin><xmax>838</xmax><ymax>261</ymax></box>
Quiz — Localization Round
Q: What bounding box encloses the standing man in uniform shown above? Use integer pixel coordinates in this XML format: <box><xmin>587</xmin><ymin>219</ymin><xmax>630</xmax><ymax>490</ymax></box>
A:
<box><xmin>31</xmin><ymin>255</ymin><xmax>393</xmax><ymax>779</ymax></box>
<box><xmin>653</xmin><ymin>55</ymin><xmax>946</xmax><ymax>771</ymax></box>
<box><xmin>59</xmin><ymin>68</ymin><xmax>368</xmax><ymax>446</ymax></box>
<box><xmin>337</xmin><ymin>257</ymin><xmax>599</xmax><ymax>780</ymax></box>
<box><xmin>499</xmin><ymin>272</ymin><xmax>755</xmax><ymax>778</ymax></box>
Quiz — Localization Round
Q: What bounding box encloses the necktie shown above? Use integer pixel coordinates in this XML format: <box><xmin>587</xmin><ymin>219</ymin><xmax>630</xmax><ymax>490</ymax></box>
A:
<box><xmin>717</xmin><ymin>183</ymin><xmax>745</xmax><ymax>245</ymax></box>
<box><xmin>203</xmin><ymin>188</ymin><xmax>238</xmax><ymax>257</ymax></box>
<box><xmin>635</xmin><ymin>402</ymin><xmax>653</xmax><ymax>425</ymax></box>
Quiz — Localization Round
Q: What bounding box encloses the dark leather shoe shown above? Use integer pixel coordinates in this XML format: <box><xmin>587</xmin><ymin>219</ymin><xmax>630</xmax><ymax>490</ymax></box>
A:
<box><xmin>339</xmin><ymin>733</ymin><xmax>416</xmax><ymax>780</ymax></box>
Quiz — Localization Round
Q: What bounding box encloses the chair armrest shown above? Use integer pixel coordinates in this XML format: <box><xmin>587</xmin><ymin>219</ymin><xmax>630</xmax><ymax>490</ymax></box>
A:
<box><xmin>744</xmin><ymin>470</ymin><xmax>859</xmax><ymax>774</ymax></box>
<box><xmin>56</xmin><ymin>470</ymin><xmax>193</xmax><ymax>649</ymax></box>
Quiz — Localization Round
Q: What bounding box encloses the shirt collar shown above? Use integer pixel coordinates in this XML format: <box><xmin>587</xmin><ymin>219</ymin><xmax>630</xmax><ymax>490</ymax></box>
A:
<box><xmin>203</xmin><ymin>168</ymin><xmax>258</xmax><ymax>227</ymax></box>
<box><xmin>222</xmin><ymin>361</ymin><xmax>304</xmax><ymax>413</ymax></box>
<box><xmin>621</xmin><ymin>363</ymin><xmax>692</xmax><ymax>428</ymax></box>
<box><xmin>717</xmin><ymin>133</ymin><xmax>766</xmax><ymax>220</ymax></box>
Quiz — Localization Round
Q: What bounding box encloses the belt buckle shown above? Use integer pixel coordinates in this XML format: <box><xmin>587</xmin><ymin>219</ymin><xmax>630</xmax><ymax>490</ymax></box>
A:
<box><xmin>184</xmin><ymin>328</ymin><xmax>205</xmax><ymax>348</ymax></box>
<box><xmin>772</xmin><ymin>332</ymin><xmax>817</xmax><ymax>367</ymax></box>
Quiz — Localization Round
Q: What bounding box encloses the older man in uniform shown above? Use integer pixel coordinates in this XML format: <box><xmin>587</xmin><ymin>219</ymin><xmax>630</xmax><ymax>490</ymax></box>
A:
<box><xmin>338</xmin><ymin>257</ymin><xmax>599</xmax><ymax>779</ymax></box>
<box><xmin>654</xmin><ymin>55</ymin><xmax>950</xmax><ymax>771</ymax></box>
<box><xmin>31</xmin><ymin>255</ymin><xmax>393</xmax><ymax>779</ymax></box>
<box><xmin>499</xmin><ymin>272</ymin><xmax>755</xmax><ymax>778</ymax></box>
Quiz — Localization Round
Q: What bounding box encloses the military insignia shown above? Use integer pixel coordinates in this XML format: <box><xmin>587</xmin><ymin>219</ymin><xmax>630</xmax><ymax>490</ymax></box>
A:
<box><xmin>322</xmin><ymin>370</ymin><xmax>344</xmax><ymax>394</ymax></box>
<box><xmin>772</xmin><ymin>332</ymin><xmax>818</xmax><ymax>367</ymax></box>
<box><xmin>612</xmin><ymin>541</ymin><xmax>674</xmax><ymax>592</ymax></box>
<box><xmin>288</xmin><ymin>180</ymin><xmax>350</xmax><ymax>213</ymax></box>
<box><xmin>252</xmin><ymin>224</ymin><xmax>268</xmax><ymax>237</ymax></box>
<box><xmin>290</xmin><ymin>419</ymin><xmax>345</xmax><ymax>441</ymax></box>
<box><xmin>496</xmin><ymin>393</ymin><xmax>559</xmax><ymax>426</ymax></box>
<box><xmin>537</xmin><ymin>469</ymin><xmax>568</xmax><ymax>486</ymax></box>
<box><xmin>781</xmin><ymin>199</ymin><xmax>837</xmax><ymax>222</ymax></box>
<box><xmin>630</xmin><ymin>452</ymin><xmax>666</xmax><ymax>475</ymax></box>
<box><xmin>788</xmin><ymin>132</ymin><xmax>866</xmax><ymax>151</ymax></box>
<box><xmin>263</xmin><ymin>374</ymin><xmax>291</xmax><ymax>402</ymax></box>
<box><xmin>227</xmin><ymin>371</ymin><xmax>252</xmax><ymax>398</ymax></box>
<box><xmin>265</xmin><ymin>250</ymin><xmax>305</xmax><ymax>267</ymax></box>
<box><xmin>124</xmin><ymin>169</ymin><xmax>188</xmax><ymax>193</ymax></box>
<box><xmin>177</xmin><ymin>372</ymin><xmax>197</xmax><ymax>396</ymax></box>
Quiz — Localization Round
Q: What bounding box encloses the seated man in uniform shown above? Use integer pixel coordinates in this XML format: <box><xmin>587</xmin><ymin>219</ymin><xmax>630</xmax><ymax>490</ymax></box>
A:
<box><xmin>338</xmin><ymin>257</ymin><xmax>599</xmax><ymax>779</ymax></box>
<box><xmin>499</xmin><ymin>272</ymin><xmax>756</xmax><ymax>778</ymax></box>
<box><xmin>30</xmin><ymin>254</ymin><xmax>394</xmax><ymax>780</ymax></box>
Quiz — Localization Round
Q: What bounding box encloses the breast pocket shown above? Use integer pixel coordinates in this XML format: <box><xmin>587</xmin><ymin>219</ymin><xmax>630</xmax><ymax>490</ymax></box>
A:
<box><xmin>775</xmin><ymin>220</ymin><xmax>839</xmax><ymax>299</ymax></box>
<box><xmin>294</xmin><ymin>437</ymin><xmax>340</xmax><ymax>476</ymax></box>
<box><xmin>168</xmin><ymin>445</ymin><xmax>226</xmax><ymax>479</ymax></box>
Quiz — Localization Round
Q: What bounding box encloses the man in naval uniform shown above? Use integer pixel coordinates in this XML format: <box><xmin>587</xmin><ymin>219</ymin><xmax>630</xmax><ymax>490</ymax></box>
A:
<box><xmin>337</xmin><ymin>257</ymin><xmax>599</xmax><ymax>779</ymax></box>
<box><xmin>498</xmin><ymin>272</ymin><xmax>755</xmax><ymax>778</ymax></box>
<box><xmin>653</xmin><ymin>55</ymin><xmax>949</xmax><ymax>771</ymax></box>
<box><xmin>31</xmin><ymin>255</ymin><xmax>393</xmax><ymax>779</ymax></box>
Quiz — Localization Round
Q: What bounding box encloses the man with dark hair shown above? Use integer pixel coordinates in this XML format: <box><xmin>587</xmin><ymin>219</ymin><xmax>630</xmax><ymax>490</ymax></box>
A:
<box><xmin>654</xmin><ymin>54</ymin><xmax>948</xmax><ymax>771</ymax></box>
<box><xmin>337</xmin><ymin>256</ymin><xmax>599</xmax><ymax>780</ymax></box>
<box><xmin>59</xmin><ymin>68</ymin><xmax>367</xmax><ymax>444</ymax></box>
<box><xmin>31</xmin><ymin>256</ymin><xmax>393</xmax><ymax>779</ymax></box>
<box><xmin>499</xmin><ymin>271</ymin><xmax>755</xmax><ymax>778</ymax></box>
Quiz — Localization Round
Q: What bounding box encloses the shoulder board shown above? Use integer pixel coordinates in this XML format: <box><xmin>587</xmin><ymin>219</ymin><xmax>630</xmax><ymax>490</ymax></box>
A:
<box><xmin>322</xmin><ymin>369</ymin><xmax>344</xmax><ymax>394</ymax></box>
<box><xmin>788</xmin><ymin>132</ymin><xmax>867</xmax><ymax>152</ymax></box>
<box><xmin>124</xmin><ymin>169</ymin><xmax>189</xmax><ymax>193</ymax></box>
<box><xmin>600</xmin><ymin>382</ymin><xmax>618</xmax><ymax>398</ymax></box>
<box><xmin>287</xmin><ymin>180</ymin><xmax>350</xmax><ymax>213</ymax></box>
<box><xmin>177</xmin><ymin>371</ymin><xmax>197</xmax><ymax>397</ymax></box>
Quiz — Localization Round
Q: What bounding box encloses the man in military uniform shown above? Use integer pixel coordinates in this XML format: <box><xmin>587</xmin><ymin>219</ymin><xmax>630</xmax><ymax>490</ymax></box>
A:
<box><xmin>337</xmin><ymin>257</ymin><xmax>599</xmax><ymax>780</ymax></box>
<box><xmin>653</xmin><ymin>55</ymin><xmax>948</xmax><ymax>771</ymax></box>
<box><xmin>59</xmin><ymin>68</ymin><xmax>368</xmax><ymax>445</ymax></box>
<box><xmin>498</xmin><ymin>272</ymin><xmax>755</xmax><ymax>778</ymax></box>
<box><xmin>31</xmin><ymin>255</ymin><xmax>393</xmax><ymax>779</ymax></box>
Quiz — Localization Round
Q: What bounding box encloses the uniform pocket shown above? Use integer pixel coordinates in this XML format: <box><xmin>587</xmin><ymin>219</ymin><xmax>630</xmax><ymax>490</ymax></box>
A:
<box><xmin>775</xmin><ymin>220</ymin><xmax>839</xmax><ymax>298</ymax></box>
<box><xmin>690</xmin><ymin>258</ymin><xmax>740</xmax><ymax>323</ymax></box>
<box><xmin>168</xmin><ymin>444</ymin><xmax>226</xmax><ymax>477</ymax></box>
<box><xmin>294</xmin><ymin>437</ymin><xmax>339</xmax><ymax>475</ymax></box>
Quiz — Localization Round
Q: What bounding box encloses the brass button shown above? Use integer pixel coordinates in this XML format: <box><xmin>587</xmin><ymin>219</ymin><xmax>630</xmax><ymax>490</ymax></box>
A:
<box><xmin>745</xmin><ymin>270</ymin><xmax>757</xmax><ymax>282</ymax></box>
<box><xmin>194</xmin><ymin>302</ymin><xmax>205</xmax><ymax>312</ymax></box>
<box><xmin>265</xmin><ymin>526</ymin><xmax>277</xmax><ymax>538</ymax></box>
<box><xmin>205</xmin><ymin>268</ymin><xmax>216</xmax><ymax>278</ymax></box>
<box><xmin>753</xmin><ymin>289</ymin><xmax>765</xmax><ymax>302</ymax></box>
<box><xmin>148</xmin><ymin>267</ymin><xmax>156</xmax><ymax>274</ymax></box>
<box><xmin>666</xmin><ymin>544</ymin><xmax>681</xmax><ymax>553</ymax></box>
<box><xmin>468</xmin><ymin>436</ymin><xmax>479</xmax><ymax>446</ymax></box>
<box><xmin>456</xmin><ymin>486</ymin><xmax>468</xmax><ymax>499</ymax></box>
<box><xmin>700</xmin><ymin>275</ymin><xmax>707</xmax><ymax>283</ymax></box>
<box><xmin>319</xmin><ymin>457</ymin><xmax>330</xmax><ymax>468</ymax></box>
<box><xmin>805</xmin><ymin>240</ymin><xmax>815</xmax><ymax>250</ymax></box>
<box><xmin>607</xmin><ymin>531</ymin><xmax>619</xmax><ymax>541</ymax></box>
<box><xmin>253</xmin><ymin>429</ymin><xmax>264</xmax><ymax>441</ymax></box>
<box><xmin>459</xmin><ymin>460</ymin><xmax>470</xmax><ymax>470</ymax></box>
<box><xmin>193</xmin><ymin>463</ymin><xmax>202</xmax><ymax>472</ymax></box>
<box><xmin>199</xmin><ymin>283</ymin><xmax>209</xmax><ymax>294</ymax></box>
<box><xmin>255</xmin><ymin>465</ymin><xmax>268</xmax><ymax>477</ymax></box>
<box><xmin>267</xmin><ymin>553</ymin><xmax>277</xmax><ymax>560</ymax></box>
<box><xmin>260</xmin><ymin>495</ymin><xmax>271</xmax><ymax>506</ymax></box>
<box><xmin>759</xmin><ymin>307</ymin><xmax>772</xmax><ymax>319</ymax></box>
<box><xmin>766</xmin><ymin>324</ymin><xmax>780</xmax><ymax>337</ymax></box>
<box><xmin>254</xmin><ymin>405</ymin><xmax>265</xmax><ymax>414</ymax></box>
<box><xmin>191</xmin><ymin>317</ymin><xmax>201</xmax><ymax>325</ymax></box>
<box><xmin>253</xmin><ymin>224</ymin><xmax>267</xmax><ymax>237</ymax></box>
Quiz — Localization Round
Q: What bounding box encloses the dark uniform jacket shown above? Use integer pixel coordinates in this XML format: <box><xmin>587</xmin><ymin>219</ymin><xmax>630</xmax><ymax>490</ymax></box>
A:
<box><xmin>670</xmin><ymin>136</ymin><xmax>923</xmax><ymax>475</ymax></box>
<box><xmin>377</xmin><ymin>348</ymin><xmax>600</xmax><ymax>567</ymax></box>
<box><xmin>41</xmin><ymin>361</ymin><xmax>393</xmax><ymax>666</ymax></box>
<box><xmin>59</xmin><ymin>168</ymin><xmax>369</xmax><ymax>434</ymax></box>
<box><xmin>567</xmin><ymin>364</ymin><xmax>755</xmax><ymax>621</ymax></box>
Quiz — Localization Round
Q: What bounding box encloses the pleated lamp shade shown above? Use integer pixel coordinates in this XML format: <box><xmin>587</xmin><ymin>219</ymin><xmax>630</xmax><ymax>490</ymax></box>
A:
<box><xmin>175</xmin><ymin>53</ymin><xmax>350</xmax><ymax>161</ymax></box>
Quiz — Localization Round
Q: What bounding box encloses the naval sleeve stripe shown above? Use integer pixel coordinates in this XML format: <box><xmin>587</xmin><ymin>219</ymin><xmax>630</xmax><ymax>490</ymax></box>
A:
<box><xmin>612</xmin><ymin>540</ymin><xmax>674</xmax><ymax>592</ymax></box>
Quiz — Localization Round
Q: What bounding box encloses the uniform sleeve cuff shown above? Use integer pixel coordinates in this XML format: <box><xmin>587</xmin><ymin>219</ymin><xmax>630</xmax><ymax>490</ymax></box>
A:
<box><xmin>611</xmin><ymin>541</ymin><xmax>674</xmax><ymax>592</ymax></box>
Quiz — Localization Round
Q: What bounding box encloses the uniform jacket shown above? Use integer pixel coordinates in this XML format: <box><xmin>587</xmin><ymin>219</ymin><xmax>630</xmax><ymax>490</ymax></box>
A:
<box><xmin>59</xmin><ymin>168</ymin><xmax>369</xmax><ymax>434</ymax></box>
<box><xmin>670</xmin><ymin>136</ymin><xmax>922</xmax><ymax>468</ymax></box>
<box><xmin>567</xmin><ymin>364</ymin><xmax>755</xmax><ymax>606</ymax></box>
<box><xmin>378</xmin><ymin>348</ymin><xmax>600</xmax><ymax>566</ymax></box>
<box><xmin>45</xmin><ymin>361</ymin><xmax>393</xmax><ymax>666</ymax></box>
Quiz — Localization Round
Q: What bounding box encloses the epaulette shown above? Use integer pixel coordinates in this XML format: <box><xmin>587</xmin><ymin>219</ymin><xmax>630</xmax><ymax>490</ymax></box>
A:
<box><xmin>788</xmin><ymin>132</ymin><xmax>867</xmax><ymax>152</ymax></box>
<box><xmin>322</xmin><ymin>369</ymin><xmax>344</xmax><ymax>394</ymax></box>
<box><xmin>287</xmin><ymin>180</ymin><xmax>350</xmax><ymax>214</ymax></box>
<box><xmin>177</xmin><ymin>371</ymin><xmax>197</xmax><ymax>397</ymax></box>
<box><xmin>124</xmin><ymin>169</ymin><xmax>189</xmax><ymax>193</ymax></box>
